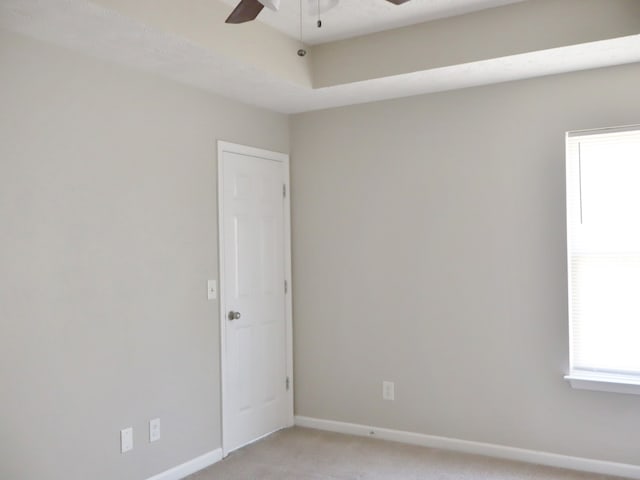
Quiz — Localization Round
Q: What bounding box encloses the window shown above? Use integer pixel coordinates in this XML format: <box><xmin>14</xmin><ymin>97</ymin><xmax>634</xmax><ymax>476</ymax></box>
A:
<box><xmin>565</xmin><ymin>125</ymin><xmax>640</xmax><ymax>395</ymax></box>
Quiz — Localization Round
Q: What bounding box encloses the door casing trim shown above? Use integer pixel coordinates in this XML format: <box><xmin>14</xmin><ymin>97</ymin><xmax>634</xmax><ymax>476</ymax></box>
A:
<box><xmin>216</xmin><ymin>141</ymin><xmax>294</xmax><ymax>457</ymax></box>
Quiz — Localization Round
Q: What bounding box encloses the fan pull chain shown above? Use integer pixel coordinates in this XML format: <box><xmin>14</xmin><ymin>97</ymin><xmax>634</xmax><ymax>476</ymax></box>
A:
<box><xmin>317</xmin><ymin>0</ymin><xmax>322</xmax><ymax>28</ymax></box>
<box><xmin>297</xmin><ymin>0</ymin><xmax>307</xmax><ymax>56</ymax></box>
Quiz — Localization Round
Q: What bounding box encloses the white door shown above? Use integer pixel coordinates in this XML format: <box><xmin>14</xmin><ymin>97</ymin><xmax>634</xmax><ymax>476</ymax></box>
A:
<box><xmin>218</xmin><ymin>142</ymin><xmax>293</xmax><ymax>455</ymax></box>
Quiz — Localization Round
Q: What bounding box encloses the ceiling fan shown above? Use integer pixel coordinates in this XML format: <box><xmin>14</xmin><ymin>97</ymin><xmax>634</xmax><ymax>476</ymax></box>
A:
<box><xmin>226</xmin><ymin>0</ymin><xmax>411</xmax><ymax>24</ymax></box>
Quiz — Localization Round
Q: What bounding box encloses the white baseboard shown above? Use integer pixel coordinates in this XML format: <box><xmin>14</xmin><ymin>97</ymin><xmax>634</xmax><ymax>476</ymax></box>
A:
<box><xmin>146</xmin><ymin>448</ymin><xmax>223</xmax><ymax>480</ymax></box>
<box><xmin>295</xmin><ymin>416</ymin><xmax>640</xmax><ymax>479</ymax></box>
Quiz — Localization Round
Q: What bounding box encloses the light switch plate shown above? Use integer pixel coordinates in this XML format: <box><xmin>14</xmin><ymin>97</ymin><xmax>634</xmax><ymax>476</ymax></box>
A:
<box><xmin>207</xmin><ymin>280</ymin><xmax>217</xmax><ymax>300</ymax></box>
<box><xmin>121</xmin><ymin>427</ymin><xmax>133</xmax><ymax>453</ymax></box>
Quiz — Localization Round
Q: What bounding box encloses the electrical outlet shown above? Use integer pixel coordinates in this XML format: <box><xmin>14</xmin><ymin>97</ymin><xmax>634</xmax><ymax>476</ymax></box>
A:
<box><xmin>382</xmin><ymin>381</ymin><xmax>395</xmax><ymax>401</ymax></box>
<box><xmin>121</xmin><ymin>427</ymin><xmax>133</xmax><ymax>453</ymax></box>
<box><xmin>149</xmin><ymin>418</ymin><xmax>161</xmax><ymax>443</ymax></box>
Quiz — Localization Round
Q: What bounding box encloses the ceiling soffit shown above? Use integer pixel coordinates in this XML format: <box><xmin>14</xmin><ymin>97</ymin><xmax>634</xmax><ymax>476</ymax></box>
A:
<box><xmin>311</xmin><ymin>0</ymin><xmax>640</xmax><ymax>87</ymax></box>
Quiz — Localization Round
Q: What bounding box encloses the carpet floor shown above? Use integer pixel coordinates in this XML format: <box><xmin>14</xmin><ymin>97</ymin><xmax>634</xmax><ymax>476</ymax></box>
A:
<box><xmin>187</xmin><ymin>427</ymin><xmax>628</xmax><ymax>480</ymax></box>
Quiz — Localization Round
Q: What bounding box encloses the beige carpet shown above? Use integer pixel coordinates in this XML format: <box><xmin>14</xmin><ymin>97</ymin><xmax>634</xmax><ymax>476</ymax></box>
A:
<box><xmin>187</xmin><ymin>427</ymin><xmax>628</xmax><ymax>480</ymax></box>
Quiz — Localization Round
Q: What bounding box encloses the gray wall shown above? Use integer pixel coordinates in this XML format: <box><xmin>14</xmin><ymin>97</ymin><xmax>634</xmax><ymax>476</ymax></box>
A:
<box><xmin>3</xmin><ymin>20</ymin><xmax>640</xmax><ymax>479</ymax></box>
<box><xmin>290</xmin><ymin>63</ymin><xmax>640</xmax><ymax>465</ymax></box>
<box><xmin>0</xmin><ymin>30</ymin><xmax>288</xmax><ymax>480</ymax></box>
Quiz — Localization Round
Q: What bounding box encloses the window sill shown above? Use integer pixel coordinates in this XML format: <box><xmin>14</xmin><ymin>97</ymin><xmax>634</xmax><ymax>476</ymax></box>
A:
<box><xmin>565</xmin><ymin>373</ymin><xmax>640</xmax><ymax>395</ymax></box>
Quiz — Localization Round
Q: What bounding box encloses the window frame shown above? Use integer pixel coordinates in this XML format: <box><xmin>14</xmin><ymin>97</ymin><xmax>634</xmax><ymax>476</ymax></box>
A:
<box><xmin>565</xmin><ymin>124</ymin><xmax>640</xmax><ymax>395</ymax></box>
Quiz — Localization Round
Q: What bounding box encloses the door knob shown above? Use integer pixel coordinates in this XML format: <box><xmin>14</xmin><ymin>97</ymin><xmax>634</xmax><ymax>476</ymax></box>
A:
<box><xmin>228</xmin><ymin>311</ymin><xmax>241</xmax><ymax>321</ymax></box>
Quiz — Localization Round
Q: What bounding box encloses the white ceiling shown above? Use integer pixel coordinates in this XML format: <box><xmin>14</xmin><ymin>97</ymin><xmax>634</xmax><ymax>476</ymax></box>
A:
<box><xmin>221</xmin><ymin>0</ymin><xmax>525</xmax><ymax>45</ymax></box>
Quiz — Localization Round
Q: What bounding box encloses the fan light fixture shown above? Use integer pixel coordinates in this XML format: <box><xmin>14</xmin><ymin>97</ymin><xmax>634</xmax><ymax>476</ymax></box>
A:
<box><xmin>259</xmin><ymin>0</ymin><xmax>281</xmax><ymax>11</ymax></box>
<box><xmin>309</xmin><ymin>0</ymin><xmax>338</xmax><ymax>15</ymax></box>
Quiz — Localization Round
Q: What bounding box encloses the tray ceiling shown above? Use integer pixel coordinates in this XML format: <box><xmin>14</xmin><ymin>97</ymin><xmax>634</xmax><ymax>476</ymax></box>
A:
<box><xmin>2</xmin><ymin>0</ymin><xmax>639</xmax><ymax>114</ymax></box>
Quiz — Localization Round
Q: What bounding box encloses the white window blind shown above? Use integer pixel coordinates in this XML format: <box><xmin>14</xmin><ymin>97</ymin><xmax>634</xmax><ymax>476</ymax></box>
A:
<box><xmin>566</xmin><ymin>126</ymin><xmax>640</xmax><ymax>392</ymax></box>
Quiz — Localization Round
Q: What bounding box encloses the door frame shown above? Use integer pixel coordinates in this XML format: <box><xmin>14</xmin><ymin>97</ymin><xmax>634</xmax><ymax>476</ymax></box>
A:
<box><xmin>216</xmin><ymin>140</ymin><xmax>294</xmax><ymax>457</ymax></box>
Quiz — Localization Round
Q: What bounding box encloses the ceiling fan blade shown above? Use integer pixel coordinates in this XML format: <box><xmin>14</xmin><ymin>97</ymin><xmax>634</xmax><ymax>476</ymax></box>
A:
<box><xmin>225</xmin><ymin>0</ymin><xmax>265</xmax><ymax>24</ymax></box>
<box><xmin>386</xmin><ymin>0</ymin><xmax>411</xmax><ymax>4</ymax></box>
